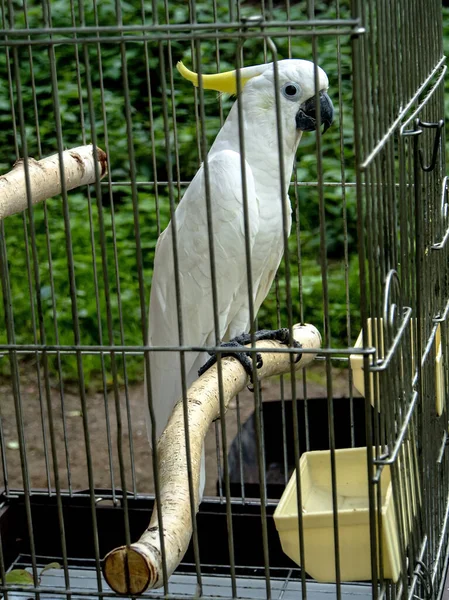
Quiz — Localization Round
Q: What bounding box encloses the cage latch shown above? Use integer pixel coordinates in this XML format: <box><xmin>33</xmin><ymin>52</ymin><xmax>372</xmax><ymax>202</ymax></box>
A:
<box><xmin>413</xmin><ymin>559</ymin><xmax>433</xmax><ymax>600</ymax></box>
<box><xmin>416</xmin><ymin>119</ymin><xmax>445</xmax><ymax>172</ymax></box>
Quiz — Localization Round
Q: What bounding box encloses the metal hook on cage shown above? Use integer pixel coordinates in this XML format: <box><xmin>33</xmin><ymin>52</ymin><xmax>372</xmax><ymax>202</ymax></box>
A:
<box><xmin>95</xmin><ymin>496</ymin><xmax>121</xmax><ymax>507</ymax></box>
<box><xmin>370</xmin><ymin>269</ymin><xmax>412</xmax><ymax>374</ymax></box>
<box><xmin>416</xmin><ymin>118</ymin><xmax>444</xmax><ymax>173</ymax></box>
<box><xmin>383</xmin><ymin>269</ymin><xmax>403</xmax><ymax>331</ymax></box>
<box><xmin>239</xmin><ymin>15</ymin><xmax>264</xmax><ymax>27</ymax></box>
<box><xmin>235</xmin><ymin>15</ymin><xmax>268</xmax><ymax>69</ymax></box>
<box><xmin>225</xmin><ymin>13</ymin><xmax>265</xmax><ymax>80</ymax></box>
<box><xmin>413</xmin><ymin>559</ymin><xmax>434</xmax><ymax>600</ymax></box>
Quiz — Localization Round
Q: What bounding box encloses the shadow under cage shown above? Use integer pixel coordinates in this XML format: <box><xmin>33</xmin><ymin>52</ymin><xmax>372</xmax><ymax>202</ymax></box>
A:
<box><xmin>0</xmin><ymin>0</ymin><xmax>448</xmax><ymax>599</ymax></box>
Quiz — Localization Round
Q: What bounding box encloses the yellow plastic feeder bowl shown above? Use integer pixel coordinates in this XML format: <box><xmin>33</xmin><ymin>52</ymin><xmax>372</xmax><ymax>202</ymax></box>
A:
<box><xmin>350</xmin><ymin>319</ymin><xmax>444</xmax><ymax>416</ymax></box>
<box><xmin>349</xmin><ymin>318</ymin><xmax>385</xmax><ymax>406</ymax></box>
<box><xmin>435</xmin><ymin>324</ymin><xmax>445</xmax><ymax>417</ymax></box>
<box><xmin>274</xmin><ymin>447</ymin><xmax>402</xmax><ymax>582</ymax></box>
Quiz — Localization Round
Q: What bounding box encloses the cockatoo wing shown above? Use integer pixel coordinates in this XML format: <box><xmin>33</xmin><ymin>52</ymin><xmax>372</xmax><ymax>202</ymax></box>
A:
<box><xmin>252</xmin><ymin>210</ymin><xmax>289</xmax><ymax>311</ymax></box>
<box><xmin>146</xmin><ymin>149</ymin><xmax>259</xmax><ymax>442</ymax></box>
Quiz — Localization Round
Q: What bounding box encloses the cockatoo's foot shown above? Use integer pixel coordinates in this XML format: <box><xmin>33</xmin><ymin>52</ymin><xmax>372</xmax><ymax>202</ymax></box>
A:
<box><xmin>197</xmin><ymin>328</ymin><xmax>302</xmax><ymax>381</ymax></box>
<box><xmin>244</xmin><ymin>328</ymin><xmax>303</xmax><ymax>365</ymax></box>
<box><xmin>197</xmin><ymin>336</ymin><xmax>263</xmax><ymax>380</ymax></box>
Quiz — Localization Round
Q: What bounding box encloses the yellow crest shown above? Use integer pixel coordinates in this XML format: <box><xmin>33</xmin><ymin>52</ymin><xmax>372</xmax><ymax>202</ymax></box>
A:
<box><xmin>176</xmin><ymin>61</ymin><xmax>269</xmax><ymax>95</ymax></box>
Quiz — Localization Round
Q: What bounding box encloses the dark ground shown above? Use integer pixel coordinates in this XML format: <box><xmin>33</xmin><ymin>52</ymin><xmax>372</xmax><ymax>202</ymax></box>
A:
<box><xmin>1</xmin><ymin>363</ymin><xmax>358</xmax><ymax>497</ymax></box>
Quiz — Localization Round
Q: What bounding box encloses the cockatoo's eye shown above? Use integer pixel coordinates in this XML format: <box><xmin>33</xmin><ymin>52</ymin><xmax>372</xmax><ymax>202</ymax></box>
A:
<box><xmin>281</xmin><ymin>82</ymin><xmax>301</xmax><ymax>101</ymax></box>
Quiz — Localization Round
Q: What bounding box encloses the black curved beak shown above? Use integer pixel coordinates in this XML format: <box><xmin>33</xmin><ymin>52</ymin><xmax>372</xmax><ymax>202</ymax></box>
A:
<box><xmin>295</xmin><ymin>91</ymin><xmax>334</xmax><ymax>133</ymax></box>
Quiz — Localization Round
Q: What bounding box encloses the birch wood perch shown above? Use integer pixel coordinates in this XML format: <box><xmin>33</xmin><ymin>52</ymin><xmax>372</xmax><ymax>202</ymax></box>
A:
<box><xmin>103</xmin><ymin>323</ymin><xmax>321</xmax><ymax>595</ymax></box>
<box><xmin>0</xmin><ymin>145</ymin><xmax>108</xmax><ymax>220</ymax></box>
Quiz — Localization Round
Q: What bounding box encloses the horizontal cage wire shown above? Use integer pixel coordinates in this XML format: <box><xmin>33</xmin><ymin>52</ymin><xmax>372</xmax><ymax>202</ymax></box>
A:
<box><xmin>0</xmin><ymin>0</ymin><xmax>448</xmax><ymax>599</ymax></box>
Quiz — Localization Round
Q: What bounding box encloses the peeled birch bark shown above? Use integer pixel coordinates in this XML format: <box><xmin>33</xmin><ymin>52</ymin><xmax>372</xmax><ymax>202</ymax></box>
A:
<box><xmin>0</xmin><ymin>145</ymin><xmax>108</xmax><ymax>220</ymax></box>
<box><xmin>103</xmin><ymin>323</ymin><xmax>321</xmax><ymax>594</ymax></box>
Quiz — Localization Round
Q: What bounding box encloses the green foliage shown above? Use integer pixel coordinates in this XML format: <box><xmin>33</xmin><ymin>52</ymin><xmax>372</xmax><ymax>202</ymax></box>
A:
<box><xmin>0</xmin><ymin>0</ymin><xmax>361</xmax><ymax>386</ymax></box>
<box><xmin>4</xmin><ymin>569</ymin><xmax>34</xmax><ymax>585</ymax></box>
<box><xmin>4</xmin><ymin>562</ymin><xmax>61</xmax><ymax>587</ymax></box>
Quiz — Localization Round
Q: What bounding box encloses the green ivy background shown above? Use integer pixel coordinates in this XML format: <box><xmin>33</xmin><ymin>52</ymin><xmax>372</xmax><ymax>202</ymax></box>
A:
<box><xmin>0</xmin><ymin>1</ymin><xmax>445</xmax><ymax>386</ymax></box>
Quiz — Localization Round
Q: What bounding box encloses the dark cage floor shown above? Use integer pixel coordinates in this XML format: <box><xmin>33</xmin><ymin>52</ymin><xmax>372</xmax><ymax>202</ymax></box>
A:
<box><xmin>2</xmin><ymin>493</ymin><xmax>377</xmax><ymax>600</ymax></box>
<box><xmin>1</xmin><ymin>397</ymin><xmax>380</xmax><ymax>599</ymax></box>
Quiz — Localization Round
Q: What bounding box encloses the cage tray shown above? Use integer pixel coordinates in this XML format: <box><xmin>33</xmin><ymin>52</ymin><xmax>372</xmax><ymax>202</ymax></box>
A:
<box><xmin>6</xmin><ymin>563</ymin><xmax>374</xmax><ymax>600</ymax></box>
<box><xmin>1</xmin><ymin>490</ymin><xmax>376</xmax><ymax>599</ymax></box>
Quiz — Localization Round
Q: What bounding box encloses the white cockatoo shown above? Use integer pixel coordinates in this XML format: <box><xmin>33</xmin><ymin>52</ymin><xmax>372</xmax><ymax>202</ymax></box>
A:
<box><xmin>147</xmin><ymin>58</ymin><xmax>333</xmax><ymax>493</ymax></box>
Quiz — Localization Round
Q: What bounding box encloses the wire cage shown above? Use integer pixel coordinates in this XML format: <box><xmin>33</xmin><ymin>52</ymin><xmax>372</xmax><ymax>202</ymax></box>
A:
<box><xmin>0</xmin><ymin>0</ymin><xmax>448</xmax><ymax>599</ymax></box>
